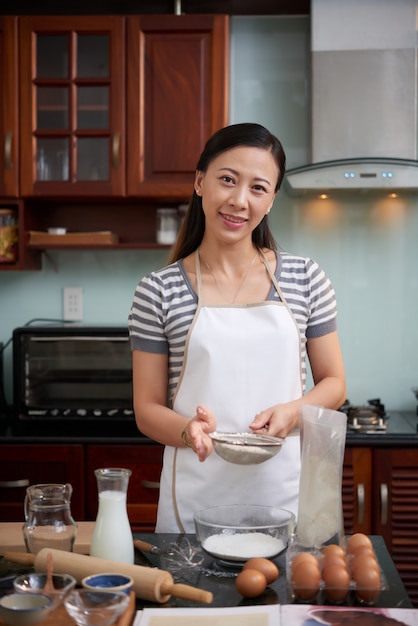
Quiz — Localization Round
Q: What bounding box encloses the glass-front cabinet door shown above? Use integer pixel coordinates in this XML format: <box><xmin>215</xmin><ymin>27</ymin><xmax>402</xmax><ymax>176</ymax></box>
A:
<box><xmin>0</xmin><ymin>17</ymin><xmax>19</xmax><ymax>197</ymax></box>
<box><xmin>19</xmin><ymin>16</ymin><xmax>125</xmax><ymax>197</ymax></box>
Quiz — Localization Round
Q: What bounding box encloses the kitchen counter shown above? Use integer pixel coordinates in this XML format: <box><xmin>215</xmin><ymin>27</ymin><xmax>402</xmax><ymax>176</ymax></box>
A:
<box><xmin>345</xmin><ymin>410</ymin><xmax>418</xmax><ymax>446</ymax></box>
<box><xmin>1</xmin><ymin>411</ymin><xmax>417</xmax><ymax>445</ymax></box>
<box><xmin>0</xmin><ymin>533</ymin><xmax>413</xmax><ymax>610</ymax></box>
<box><xmin>132</xmin><ymin>534</ymin><xmax>413</xmax><ymax>609</ymax></box>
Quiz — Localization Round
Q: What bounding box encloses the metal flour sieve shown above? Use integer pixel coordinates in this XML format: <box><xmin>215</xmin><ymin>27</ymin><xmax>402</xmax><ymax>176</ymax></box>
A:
<box><xmin>209</xmin><ymin>431</ymin><xmax>285</xmax><ymax>465</ymax></box>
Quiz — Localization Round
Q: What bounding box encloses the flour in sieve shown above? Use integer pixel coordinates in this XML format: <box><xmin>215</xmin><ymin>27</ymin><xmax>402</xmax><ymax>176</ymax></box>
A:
<box><xmin>217</xmin><ymin>443</ymin><xmax>274</xmax><ymax>464</ymax></box>
<box><xmin>202</xmin><ymin>532</ymin><xmax>285</xmax><ymax>560</ymax></box>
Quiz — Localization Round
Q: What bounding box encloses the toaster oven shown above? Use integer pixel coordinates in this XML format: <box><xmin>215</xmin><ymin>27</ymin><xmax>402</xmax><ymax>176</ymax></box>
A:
<box><xmin>12</xmin><ymin>325</ymin><xmax>137</xmax><ymax>436</ymax></box>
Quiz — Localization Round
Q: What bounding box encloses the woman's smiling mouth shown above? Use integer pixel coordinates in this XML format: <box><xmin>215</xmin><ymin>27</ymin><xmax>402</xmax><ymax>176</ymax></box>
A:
<box><xmin>220</xmin><ymin>212</ymin><xmax>248</xmax><ymax>225</ymax></box>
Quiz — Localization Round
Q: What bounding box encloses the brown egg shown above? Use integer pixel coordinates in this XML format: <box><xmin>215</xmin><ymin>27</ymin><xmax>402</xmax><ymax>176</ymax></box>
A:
<box><xmin>353</xmin><ymin>564</ymin><xmax>382</xmax><ymax>603</ymax></box>
<box><xmin>321</xmin><ymin>544</ymin><xmax>346</xmax><ymax>559</ymax></box>
<box><xmin>346</xmin><ymin>533</ymin><xmax>373</xmax><ymax>555</ymax></box>
<box><xmin>243</xmin><ymin>558</ymin><xmax>279</xmax><ymax>584</ymax></box>
<box><xmin>291</xmin><ymin>560</ymin><xmax>321</xmax><ymax>601</ymax></box>
<box><xmin>321</xmin><ymin>553</ymin><xmax>347</xmax><ymax>574</ymax></box>
<box><xmin>235</xmin><ymin>568</ymin><xmax>267</xmax><ymax>598</ymax></box>
<box><xmin>348</xmin><ymin>542</ymin><xmax>375</xmax><ymax>558</ymax></box>
<box><xmin>322</xmin><ymin>564</ymin><xmax>350</xmax><ymax>602</ymax></box>
<box><xmin>350</xmin><ymin>552</ymin><xmax>379</xmax><ymax>577</ymax></box>
<box><xmin>291</xmin><ymin>552</ymin><xmax>319</xmax><ymax>574</ymax></box>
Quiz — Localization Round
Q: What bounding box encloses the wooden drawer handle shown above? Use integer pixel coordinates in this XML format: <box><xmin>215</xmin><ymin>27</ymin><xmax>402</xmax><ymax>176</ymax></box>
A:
<box><xmin>380</xmin><ymin>483</ymin><xmax>388</xmax><ymax>526</ymax></box>
<box><xmin>356</xmin><ymin>483</ymin><xmax>365</xmax><ymax>525</ymax></box>
<box><xmin>0</xmin><ymin>479</ymin><xmax>30</xmax><ymax>488</ymax></box>
<box><xmin>5</xmin><ymin>131</ymin><xmax>12</xmax><ymax>169</ymax></box>
<box><xmin>141</xmin><ymin>480</ymin><xmax>160</xmax><ymax>490</ymax></box>
<box><xmin>112</xmin><ymin>131</ymin><xmax>120</xmax><ymax>169</ymax></box>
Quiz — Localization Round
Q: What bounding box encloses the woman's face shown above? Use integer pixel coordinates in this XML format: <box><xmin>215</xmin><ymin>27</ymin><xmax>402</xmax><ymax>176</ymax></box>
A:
<box><xmin>194</xmin><ymin>145</ymin><xmax>279</xmax><ymax>243</ymax></box>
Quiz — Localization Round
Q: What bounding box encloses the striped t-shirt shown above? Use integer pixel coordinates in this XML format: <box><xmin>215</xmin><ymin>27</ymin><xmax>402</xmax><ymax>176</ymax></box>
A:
<box><xmin>128</xmin><ymin>250</ymin><xmax>338</xmax><ymax>399</ymax></box>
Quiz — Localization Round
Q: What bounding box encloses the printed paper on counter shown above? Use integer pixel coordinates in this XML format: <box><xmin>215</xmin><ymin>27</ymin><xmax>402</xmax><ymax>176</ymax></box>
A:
<box><xmin>280</xmin><ymin>604</ymin><xmax>418</xmax><ymax>625</ymax></box>
<box><xmin>133</xmin><ymin>604</ymin><xmax>279</xmax><ymax>626</ymax></box>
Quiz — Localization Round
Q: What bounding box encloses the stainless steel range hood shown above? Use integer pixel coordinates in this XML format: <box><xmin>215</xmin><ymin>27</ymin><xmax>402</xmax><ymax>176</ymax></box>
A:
<box><xmin>284</xmin><ymin>0</ymin><xmax>418</xmax><ymax>195</ymax></box>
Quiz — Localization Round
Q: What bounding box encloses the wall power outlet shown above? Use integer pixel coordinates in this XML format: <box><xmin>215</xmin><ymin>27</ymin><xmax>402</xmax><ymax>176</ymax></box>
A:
<box><xmin>63</xmin><ymin>287</ymin><xmax>83</xmax><ymax>321</ymax></box>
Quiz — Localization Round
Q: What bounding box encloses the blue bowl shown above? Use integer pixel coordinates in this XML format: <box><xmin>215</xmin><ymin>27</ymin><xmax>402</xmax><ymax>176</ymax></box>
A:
<box><xmin>81</xmin><ymin>573</ymin><xmax>133</xmax><ymax>595</ymax></box>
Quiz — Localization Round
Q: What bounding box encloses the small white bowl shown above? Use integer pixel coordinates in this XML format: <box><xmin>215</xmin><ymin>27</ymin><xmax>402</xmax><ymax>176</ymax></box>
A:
<box><xmin>14</xmin><ymin>573</ymin><xmax>77</xmax><ymax>611</ymax></box>
<box><xmin>81</xmin><ymin>573</ymin><xmax>133</xmax><ymax>595</ymax></box>
<box><xmin>47</xmin><ymin>227</ymin><xmax>67</xmax><ymax>235</ymax></box>
<box><xmin>0</xmin><ymin>592</ymin><xmax>52</xmax><ymax>626</ymax></box>
<box><xmin>64</xmin><ymin>589</ymin><xmax>129</xmax><ymax>626</ymax></box>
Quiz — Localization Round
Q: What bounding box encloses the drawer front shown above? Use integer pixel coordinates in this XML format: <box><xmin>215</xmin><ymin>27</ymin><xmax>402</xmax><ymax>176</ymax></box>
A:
<box><xmin>0</xmin><ymin>444</ymin><xmax>85</xmax><ymax>521</ymax></box>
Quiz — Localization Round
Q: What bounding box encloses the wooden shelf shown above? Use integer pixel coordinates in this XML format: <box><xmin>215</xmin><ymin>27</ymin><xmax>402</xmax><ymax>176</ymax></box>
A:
<box><xmin>28</xmin><ymin>242</ymin><xmax>172</xmax><ymax>250</ymax></box>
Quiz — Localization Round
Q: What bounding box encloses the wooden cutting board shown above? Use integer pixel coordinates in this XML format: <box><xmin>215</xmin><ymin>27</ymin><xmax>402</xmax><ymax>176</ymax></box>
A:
<box><xmin>0</xmin><ymin>522</ymin><xmax>95</xmax><ymax>556</ymax></box>
<box><xmin>0</xmin><ymin>590</ymin><xmax>136</xmax><ymax>626</ymax></box>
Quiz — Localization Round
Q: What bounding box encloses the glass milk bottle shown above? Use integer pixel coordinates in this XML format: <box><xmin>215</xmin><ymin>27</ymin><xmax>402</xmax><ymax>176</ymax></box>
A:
<box><xmin>90</xmin><ymin>468</ymin><xmax>134</xmax><ymax>564</ymax></box>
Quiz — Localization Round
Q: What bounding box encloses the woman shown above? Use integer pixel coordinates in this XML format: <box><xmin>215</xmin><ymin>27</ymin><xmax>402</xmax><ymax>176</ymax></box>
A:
<box><xmin>128</xmin><ymin>122</ymin><xmax>346</xmax><ymax>533</ymax></box>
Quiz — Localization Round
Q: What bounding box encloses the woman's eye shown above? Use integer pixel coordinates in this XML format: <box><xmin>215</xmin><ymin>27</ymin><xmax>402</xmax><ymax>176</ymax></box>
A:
<box><xmin>221</xmin><ymin>175</ymin><xmax>234</xmax><ymax>184</ymax></box>
<box><xmin>253</xmin><ymin>184</ymin><xmax>267</xmax><ymax>193</ymax></box>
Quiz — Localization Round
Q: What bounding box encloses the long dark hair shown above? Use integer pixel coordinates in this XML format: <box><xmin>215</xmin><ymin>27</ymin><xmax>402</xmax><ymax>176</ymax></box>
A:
<box><xmin>169</xmin><ymin>122</ymin><xmax>286</xmax><ymax>263</ymax></box>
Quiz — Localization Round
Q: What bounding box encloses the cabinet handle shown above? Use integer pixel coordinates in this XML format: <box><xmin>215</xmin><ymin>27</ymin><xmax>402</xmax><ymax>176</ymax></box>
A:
<box><xmin>4</xmin><ymin>132</ymin><xmax>12</xmax><ymax>169</ymax></box>
<box><xmin>141</xmin><ymin>480</ymin><xmax>160</xmax><ymax>490</ymax></box>
<box><xmin>380</xmin><ymin>483</ymin><xmax>388</xmax><ymax>526</ymax></box>
<box><xmin>0</xmin><ymin>479</ymin><xmax>30</xmax><ymax>488</ymax></box>
<box><xmin>112</xmin><ymin>132</ymin><xmax>120</xmax><ymax>169</ymax></box>
<box><xmin>356</xmin><ymin>483</ymin><xmax>365</xmax><ymax>525</ymax></box>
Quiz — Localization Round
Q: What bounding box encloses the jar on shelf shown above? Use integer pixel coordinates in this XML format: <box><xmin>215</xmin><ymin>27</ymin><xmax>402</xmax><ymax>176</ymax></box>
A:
<box><xmin>156</xmin><ymin>208</ymin><xmax>179</xmax><ymax>245</ymax></box>
<box><xmin>0</xmin><ymin>208</ymin><xmax>18</xmax><ymax>263</ymax></box>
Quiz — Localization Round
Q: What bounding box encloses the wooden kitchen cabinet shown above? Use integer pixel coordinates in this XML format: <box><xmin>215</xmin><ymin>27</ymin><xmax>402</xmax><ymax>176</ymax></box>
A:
<box><xmin>86</xmin><ymin>444</ymin><xmax>164</xmax><ymax>532</ymax></box>
<box><xmin>373</xmin><ymin>448</ymin><xmax>418</xmax><ymax>607</ymax></box>
<box><xmin>342</xmin><ymin>447</ymin><xmax>373</xmax><ymax>535</ymax></box>
<box><xmin>343</xmin><ymin>446</ymin><xmax>418</xmax><ymax>607</ymax></box>
<box><xmin>126</xmin><ymin>14</ymin><xmax>229</xmax><ymax>198</ymax></box>
<box><xmin>0</xmin><ymin>16</ymin><xmax>19</xmax><ymax>198</ymax></box>
<box><xmin>7</xmin><ymin>13</ymin><xmax>228</xmax><ymax>268</ymax></box>
<box><xmin>18</xmin><ymin>13</ymin><xmax>228</xmax><ymax>200</ymax></box>
<box><xmin>0</xmin><ymin>444</ymin><xmax>85</xmax><ymax>522</ymax></box>
<box><xmin>19</xmin><ymin>16</ymin><xmax>126</xmax><ymax>198</ymax></box>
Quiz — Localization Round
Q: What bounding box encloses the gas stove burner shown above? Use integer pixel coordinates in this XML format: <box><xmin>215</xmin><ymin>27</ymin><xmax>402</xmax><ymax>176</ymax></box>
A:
<box><xmin>340</xmin><ymin>398</ymin><xmax>388</xmax><ymax>433</ymax></box>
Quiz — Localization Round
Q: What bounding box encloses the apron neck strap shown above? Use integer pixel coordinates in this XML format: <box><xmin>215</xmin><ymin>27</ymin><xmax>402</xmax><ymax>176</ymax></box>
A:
<box><xmin>195</xmin><ymin>249</ymin><xmax>203</xmax><ymax>300</ymax></box>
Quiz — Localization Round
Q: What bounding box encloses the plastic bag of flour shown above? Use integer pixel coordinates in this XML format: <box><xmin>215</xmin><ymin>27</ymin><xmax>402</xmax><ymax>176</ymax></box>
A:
<box><xmin>296</xmin><ymin>404</ymin><xmax>347</xmax><ymax>548</ymax></box>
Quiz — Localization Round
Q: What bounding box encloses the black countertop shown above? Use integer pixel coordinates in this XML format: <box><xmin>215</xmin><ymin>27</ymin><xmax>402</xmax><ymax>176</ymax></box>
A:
<box><xmin>1</xmin><ymin>411</ymin><xmax>417</xmax><ymax>446</ymax></box>
<box><xmin>130</xmin><ymin>534</ymin><xmax>413</xmax><ymax>609</ymax></box>
<box><xmin>0</xmin><ymin>534</ymin><xmax>412</xmax><ymax>610</ymax></box>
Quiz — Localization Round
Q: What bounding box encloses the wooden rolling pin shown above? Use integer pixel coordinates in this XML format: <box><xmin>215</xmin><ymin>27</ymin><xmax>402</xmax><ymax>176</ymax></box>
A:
<box><xmin>4</xmin><ymin>549</ymin><xmax>212</xmax><ymax>605</ymax></box>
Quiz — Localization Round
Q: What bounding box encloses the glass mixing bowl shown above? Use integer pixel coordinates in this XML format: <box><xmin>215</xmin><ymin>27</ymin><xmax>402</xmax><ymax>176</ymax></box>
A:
<box><xmin>194</xmin><ymin>504</ymin><xmax>295</xmax><ymax>563</ymax></box>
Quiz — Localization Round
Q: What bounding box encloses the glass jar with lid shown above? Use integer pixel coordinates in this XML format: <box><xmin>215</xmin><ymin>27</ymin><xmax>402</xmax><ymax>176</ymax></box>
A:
<box><xmin>0</xmin><ymin>208</ymin><xmax>18</xmax><ymax>263</ymax></box>
<box><xmin>156</xmin><ymin>208</ymin><xmax>179</xmax><ymax>245</ymax></box>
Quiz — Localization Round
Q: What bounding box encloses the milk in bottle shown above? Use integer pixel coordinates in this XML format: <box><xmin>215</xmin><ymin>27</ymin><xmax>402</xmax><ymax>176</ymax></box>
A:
<box><xmin>90</xmin><ymin>468</ymin><xmax>134</xmax><ymax>564</ymax></box>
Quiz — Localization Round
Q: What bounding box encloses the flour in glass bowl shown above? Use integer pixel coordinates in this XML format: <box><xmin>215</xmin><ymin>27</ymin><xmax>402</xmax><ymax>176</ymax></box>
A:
<box><xmin>202</xmin><ymin>532</ymin><xmax>285</xmax><ymax>561</ymax></box>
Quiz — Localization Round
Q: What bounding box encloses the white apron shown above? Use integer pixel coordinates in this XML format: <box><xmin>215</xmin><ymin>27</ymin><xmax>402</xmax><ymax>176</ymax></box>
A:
<box><xmin>155</xmin><ymin>251</ymin><xmax>303</xmax><ymax>533</ymax></box>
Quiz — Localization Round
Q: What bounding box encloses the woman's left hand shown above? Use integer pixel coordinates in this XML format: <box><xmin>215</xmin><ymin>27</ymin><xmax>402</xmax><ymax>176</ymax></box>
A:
<box><xmin>249</xmin><ymin>402</ymin><xmax>301</xmax><ymax>438</ymax></box>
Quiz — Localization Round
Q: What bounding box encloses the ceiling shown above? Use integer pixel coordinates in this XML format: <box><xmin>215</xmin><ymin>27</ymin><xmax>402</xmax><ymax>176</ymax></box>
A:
<box><xmin>0</xmin><ymin>0</ymin><xmax>310</xmax><ymax>16</ymax></box>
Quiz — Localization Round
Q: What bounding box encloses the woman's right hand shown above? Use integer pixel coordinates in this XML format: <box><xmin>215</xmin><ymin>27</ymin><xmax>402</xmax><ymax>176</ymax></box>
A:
<box><xmin>185</xmin><ymin>405</ymin><xmax>217</xmax><ymax>462</ymax></box>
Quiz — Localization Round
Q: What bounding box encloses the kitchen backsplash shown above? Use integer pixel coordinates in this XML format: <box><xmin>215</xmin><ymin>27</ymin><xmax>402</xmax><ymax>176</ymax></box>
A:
<box><xmin>0</xmin><ymin>16</ymin><xmax>417</xmax><ymax>411</ymax></box>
